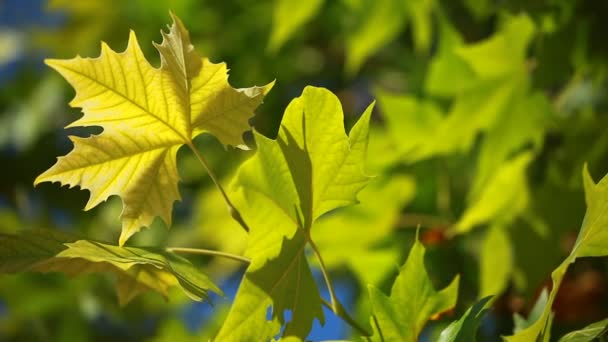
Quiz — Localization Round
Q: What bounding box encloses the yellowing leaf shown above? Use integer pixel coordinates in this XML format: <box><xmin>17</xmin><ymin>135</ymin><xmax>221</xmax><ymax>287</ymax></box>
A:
<box><xmin>216</xmin><ymin>87</ymin><xmax>373</xmax><ymax>340</ymax></box>
<box><xmin>0</xmin><ymin>229</ymin><xmax>221</xmax><ymax>305</ymax></box>
<box><xmin>35</xmin><ymin>14</ymin><xmax>272</xmax><ymax>245</ymax></box>
<box><xmin>368</xmin><ymin>232</ymin><xmax>459</xmax><ymax>341</ymax></box>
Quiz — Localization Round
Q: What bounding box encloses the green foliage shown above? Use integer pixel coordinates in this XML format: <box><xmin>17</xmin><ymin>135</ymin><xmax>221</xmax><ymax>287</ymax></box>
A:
<box><xmin>2</xmin><ymin>1</ymin><xmax>608</xmax><ymax>341</ymax></box>
<box><xmin>217</xmin><ymin>86</ymin><xmax>372</xmax><ymax>340</ymax></box>
<box><xmin>0</xmin><ymin>229</ymin><xmax>221</xmax><ymax>305</ymax></box>
<box><xmin>438</xmin><ymin>296</ymin><xmax>493</xmax><ymax>342</ymax></box>
<box><xmin>557</xmin><ymin>318</ymin><xmax>608</xmax><ymax>342</ymax></box>
<box><xmin>506</xmin><ymin>167</ymin><xmax>608</xmax><ymax>341</ymax></box>
<box><xmin>368</xmin><ymin>233</ymin><xmax>459</xmax><ymax>341</ymax></box>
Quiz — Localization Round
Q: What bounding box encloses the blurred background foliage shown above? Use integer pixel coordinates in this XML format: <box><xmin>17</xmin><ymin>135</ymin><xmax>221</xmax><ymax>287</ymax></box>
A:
<box><xmin>1</xmin><ymin>0</ymin><xmax>608</xmax><ymax>340</ymax></box>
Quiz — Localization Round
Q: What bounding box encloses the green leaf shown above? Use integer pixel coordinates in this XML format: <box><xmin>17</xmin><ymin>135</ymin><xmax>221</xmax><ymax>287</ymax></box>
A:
<box><xmin>217</xmin><ymin>86</ymin><xmax>373</xmax><ymax>340</ymax></box>
<box><xmin>424</xmin><ymin>18</ymin><xmax>476</xmax><ymax>97</ymax></box>
<box><xmin>369</xmin><ymin>233</ymin><xmax>460</xmax><ymax>341</ymax></box>
<box><xmin>376</xmin><ymin>90</ymin><xmax>443</xmax><ymax>158</ymax></box>
<box><xmin>558</xmin><ymin>318</ymin><xmax>608</xmax><ymax>342</ymax></box>
<box><xmin>214</xmin><ymin>203</ymin><xmax>322</xmax><ymax>341</ymax></box>
<box><xmin>234</xmin><ymin>86</ymin><xmax>373</xmax><ymax>231</ymax></box>
<box><xmin>345</xmin><ymin>0</ymin><xmax>407</xmax><ymax>74</ymax></box>
<box><xmin>455</xmin><ymin>14</ymin><xmax>535</xmax><ymax>79</ymax></box>
<box><xmin>312</xmin><ymin>175</ymin><xmax>416</xmax><ymax>285</ymax></box>
<box><xmin>572</xmin><ymin>165</ymin><xmax>608</xmax><ymax>257</ymax></box>
<box><xmin>479</xmin><ymin>224</ymin><xmax>513</xmax><ymax>298</ymax></box>
<box><xmin>454</xmin><ymin>152</ymin><xmax>533</xmax><ymax>234</ymax></box>
<box><xmin>471</xmin><ymin>93</ymin><xmax>549</xmax><ymax>199</ymax></box>
<box><xmin>269</xmin><ymin>0</ymin><xmax>324</xmax><ymax>52</ymax></box>
<box><xmin>438</xmin><ymin>296</ymin><xmax>493</xmax><ymax>342</ymax></box>
<box><xmin>345</xmin><ymin>0</ymin><xmax>437</xmax><ymax>73</ymax></box>
<box><xmin>513</xmin><ymin>289</ymin><xmax>549</xmax><ymax>333</ymax></box>
<box><xmin>506</xmin><ymin>166</ymin><xmax>608</xmax><ymax>341</ymax></box>
<box><xmin>405</xmin><ymin>0</ymin><xmax>435</xmax><ymax>54</ymax></box>
<box><xmin>35</xmin><ymin>14</ymin><xmax>272</xmax><ymax>245</ymax></box>
<box><xmin>0</xmin><ymin>229</ymin><xmax>221</xmax><ymax>305</ymax></box>
<box><xmin>405</xmin><ymin>14</ymin><xmax>537</xmax><ymax>164</ymax></box>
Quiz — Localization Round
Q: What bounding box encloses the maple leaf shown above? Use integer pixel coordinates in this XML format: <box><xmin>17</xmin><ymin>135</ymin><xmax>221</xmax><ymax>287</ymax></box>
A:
<box><xmin>215</xmin><ymin>86</ymin><xmax>373</xmax><ymax>341</ymax></box>
<box><xmin>34</xmin><ymin>13</ymin><xmax>273</xmax><ymax>245</ymax></box>
<box><xmin>312</xmin><ymin>175</ymin><xmax>416</xmax><ymax>286</ymax></box>
<box><xmin>368</xmin><ymin>232</ymin><xmax>459</xmax><ymax>342</ymax></box>
<box><xmin>0</xmin><ymin>229</ymin><xmax>221</xmax><ymax>305</ymax></box>
<box><xmin>438</xmin><ymin>296</ymin><xmax>493</xmax><ymax>342</ymax></box>
<box><xmin>506</xmin><ymin>166</ymin><xmax>608</xmax><ymax>341</ymax></box>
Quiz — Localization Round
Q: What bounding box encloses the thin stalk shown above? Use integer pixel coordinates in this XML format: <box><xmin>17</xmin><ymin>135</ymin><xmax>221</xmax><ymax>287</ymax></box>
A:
<box><xmin>187</xmin><ymin>142</ymin><xmax>249</xmax><ymax>232</ymax></box>
<box><xmin>372</xmin><ymin>314</ymin><xmax>384</xmax><ymax>342</ymax></box>
<box><xmin>321</xmin><ymin>299</ymin><xmax>372</xmax><ymax>338</ymax></box>
<box><xmin>166</xmin><ymin>247</ymin><xmax>251</xmax><ymax>264</ymax></box>
<box><xmin>308</xmin><ymin>237</ymin><xmax>338</xmax><ymax>310</ymax></box>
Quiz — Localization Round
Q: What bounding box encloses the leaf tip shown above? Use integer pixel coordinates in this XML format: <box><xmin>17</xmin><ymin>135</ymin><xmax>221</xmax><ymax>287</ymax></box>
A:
<box><xmin>264</xmin><ymin>79</ymin><xmax>277</xmax><ymax>95</ymax></box>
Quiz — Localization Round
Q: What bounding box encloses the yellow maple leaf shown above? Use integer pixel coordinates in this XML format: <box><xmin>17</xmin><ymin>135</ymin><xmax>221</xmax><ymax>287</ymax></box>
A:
<box><xmin>35</xmin><ymin>13</ymin><xmax>273</xmax><ymax>245</ymax></box>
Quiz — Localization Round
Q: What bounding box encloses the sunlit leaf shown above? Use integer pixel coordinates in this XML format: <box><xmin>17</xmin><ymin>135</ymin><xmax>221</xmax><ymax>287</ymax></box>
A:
<box><xmin>0</xmin><ymin>229</ymin><xmax>221</xmax><ymax>305</ymax></box>
<box><xmin>368</xmin><ymin>233</ymin><xmax>459</xmax><ymax>341</ymax></box>
<box><xmin>558</xmin><ymin>318</ymin><xmax>608</xmax><ymax>342</ymax></box>
<box><xmin>217</xmin><ymin>86</ymin><xmax>373</xmax><ymax>340</ymax></box>
<box><xmin>479</xmin><ymin>224</ymin><xmax>513</xmax><ymax>298</ymax></box>
<box><xmin>35</xmin><ymin>14</ymin><xmax>272</xmax><ymax>245</ymax></box>
<box><xmin>454</xmin><ymin>152</ymin><xmax>533</xmax><ymax>234</ymax></box>
<box><xmin>376</xmin><ymin>90</ymin><xmax>442</xmax><ymax>158</ymax></box>
<box><xmin>313</xmin><ymin>175</ymin><xmax>416</xmax><ymax>285</ymax></box>
<box><xmin>506</xmin><ymin>166</ymin><xmax>608</xmax><ymax>341</ymax></box>
<box><xmin>438</xmin><ymin>296</ymin><xmax>493</xmax><ymax>342</ymax></box>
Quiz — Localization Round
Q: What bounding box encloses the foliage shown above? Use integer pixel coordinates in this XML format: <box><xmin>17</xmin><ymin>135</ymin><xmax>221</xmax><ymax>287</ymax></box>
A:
<box><xmin>1</xmin><ymin>0</ymin><xmax>608</xmax><ymax>341</ymax></box>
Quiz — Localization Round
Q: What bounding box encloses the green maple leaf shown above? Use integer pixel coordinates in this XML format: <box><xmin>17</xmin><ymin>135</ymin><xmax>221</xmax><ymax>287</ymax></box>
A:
<box><xmin>216</xmin><ymin>86</ymin><xmax>373</xmax><ymax>341</ymax></box>
<box><xmin>557</xmin><ymin>318</ymin><xmax>608</xmax><ymax>342</ymax></box>
<box><xmin>0</xmin><ymin>229</ymin><xmax>221</xmax><ymax>305</ymax></box>
<box><xmin>380</xmin><ymin>14</ymin><xmax>538</xmax><ymax>163</ymax></box>
<box><xmin>438</xmin><ymin>296</ymin><xmax>493</xmax><ymax>342</ymax></box>
<box><xmin>312</xmin><ymin>175</ymin><xmax>416</xmax><ymax>286</ymax></box>
<box><xmin>269</xmin><ymin>0</ymin><xmax>324</xmax><ymax>52</ymax></box>
<box><xmin>506</xmin><ymin>166</ymin><xmax>608</xmax><ymax>341</ymax></box>
<box><xmin>454</xmin><ymin>152</ymin><xmax>533</xmax><ymax>234</ymax></box>
<box><xmin>35</xmin><ymin>13</ymin><xmax>272</xmax><ymax>245</ymax></box>
<box><xmin>368</xmin><ymin>232</ymin><xmax>459</xmax><ymax>342</ymax></box>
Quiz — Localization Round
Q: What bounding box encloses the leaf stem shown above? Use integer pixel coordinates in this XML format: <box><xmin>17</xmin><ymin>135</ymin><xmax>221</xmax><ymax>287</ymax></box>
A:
<box><xmin>372</xmin><ymin>314</ymin><xmax>384</xmax><ymax>342</ymax></box>
<box><xmin>187</xmin><ymin>142</ymin><xmax>250</xmax><ymax>232</ymax></box>
<box><xmin>166</xmin><ymin>247</ymin><xmax>251</xmax><ymax>264</ymax></box>
<box><xmin>321</xmin><ymin>298</ymin><xmax>372</xmax><ymax>338</ymax></box>
<box><xmin>308</xmin><ymin>237</ymin><xmax>338</xmax><ymax>310</ymax></box>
